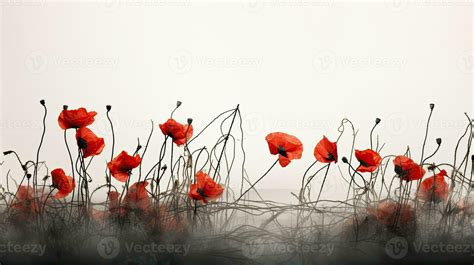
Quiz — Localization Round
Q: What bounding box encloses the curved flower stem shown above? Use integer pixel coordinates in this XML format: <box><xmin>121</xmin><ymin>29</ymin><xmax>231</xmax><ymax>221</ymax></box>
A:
<box><xmin>33</xmin><ymin>100</ymin><xmax>47</xmax><ymax>226</ymax></box>
<box><xmin>138</xmin><ymin>120</ymin><xmax>154</xmax><ymax>182</ymax></box>
<box><xmin>420</xmin><ymin>105</ymin><xmax>434</xmax><ymax>164</ymax></box>
<box><xmin>106</xmin><ymin>107</ymin><xmax>115</xmax><ymax>162</ymax></box>
<box><xmin>64</xmin><ymin>130</ymin><xmax>77</xmax><ymax>220</ymax></box>
<box><xmin>370</xmin><ymin>119</ymin><xmax>380</xmax><ymax>150</ymax></box>
<box><xmin>235</xmin><ymin>159</ymin><xmax>278</xmax><ymax>203</ymax></box>
<box><xmin>314</xmin><ymin>164</ymin><xmax>331</xmax><ymax>208</ymax></box>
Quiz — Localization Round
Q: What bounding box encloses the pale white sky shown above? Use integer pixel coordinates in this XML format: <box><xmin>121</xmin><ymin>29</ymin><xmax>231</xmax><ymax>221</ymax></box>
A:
<box><xmin>1</xmin><ymin>1</ymin><xmax>472</xmax><ymax>202</ymax></box>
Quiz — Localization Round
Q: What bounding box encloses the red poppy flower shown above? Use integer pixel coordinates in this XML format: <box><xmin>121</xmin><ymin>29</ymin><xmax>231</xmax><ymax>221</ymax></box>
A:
<box><xmin>189</xmin><ymin>171</ymin><xmax>224</xmax><ymax>203</ymax></box>
<box><xmin>107</xmin><ymin>191</ymin><xmax>120</xmax><ymax>210</ymax></box>
<box><xmin>107</xmin><ymin>151</ymin><xmax>142</xmax><ymax>182</ymax></box>
<box><xmin>51</xmin><ymin>168</ymin><xmax>75</xmax><ymax>199</ymax></box>
<box><xmin>314</xmin><ymin>136</ymin><xmax>338</xmax><ymax>163</ymax></box>
<box><xmin>393</xmin><ymin>156</ymin><xmax>426</xmax><ymax>181</ymax></box>
<box><xmin>418</xmin><ymin>170</ymin><xmax>449</xmax><ymax>202</ymax></box>
<box><xmin>369</xmin><ymin>200</ymin><xmax>414</xmax><ymax>225</ymax></box>
<box><xmin>355</xmin><ymin>149</ymin><xmax>382</xmax><ymax>173</ymax></box>
<box><xmin>76</xmin><ymin>127</ymin><xmax>105</xmax><ymax>158</ymax></box>
<box><xmin>265</xmin><ymin>132</ymin><xmax>303</xmax><ymax>167</ymax></box>
<box><xmin>159</xmin><ymin>119</ymin><xmax>193</xmax><ymax>146</ymax></box>
<box><xmin>10</xmin><ymin>185</ymin><xmax>39</xmax><ymax>216</ymax></box>
<box><xmin>58</xmin><ymin>107</ymin><xmax>97</xmax><ymax>130</ymax></box>
<box><xmin>123</xmin><ymin>181</ymin><xmax>150</xmax><ymax>212</ymax></box>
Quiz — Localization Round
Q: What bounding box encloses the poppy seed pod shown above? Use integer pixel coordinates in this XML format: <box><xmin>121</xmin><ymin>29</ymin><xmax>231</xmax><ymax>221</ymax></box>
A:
<box><xmin>430</xmin><ymin>103</ymin><xmax>435</xmax><ymax>110</ymax></box>
<box><xmin>436</xmin><ymin>138</ymin><xmax>442</xmax><ymax>145</ymax></box>
<box><xmin>187</xmin><ymin>118</ymin><xmax>193</xmax><ymax>125</ymax></box>
<box><xmin>26</xmin><ymin>174</ymin><xmax>32</xmax><ymax>179</ymax></box>
<box><xmin>63</xmin><ymin>105</ymin><xmax>68</xmax><ymax>110</ymax></box>
<box><xmin>342</xmin><ymin>157</ymin><xmax>349</xmax><ymax>163</ymax></box>
<box><xmin>40</xmin><ymin>99</ymin><xmax>45</xmax><ymax>105</ymax></box>
<box><xmin>176</xmin><ymin>101</ymin><xmax>182</xmax><ymax>107</ymax></box>
<box><xmin>106</xmin><ymin>105</ymin><xmax>112</xmax><ymax>111</ymax></box>
<box><xmin>375</xmin><ymin>118</ymin><xmax>381</xmax><ymax>124</ymax></box>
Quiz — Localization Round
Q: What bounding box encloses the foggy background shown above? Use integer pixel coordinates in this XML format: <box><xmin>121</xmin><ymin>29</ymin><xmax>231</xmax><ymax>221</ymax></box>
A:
<box><xmin>1</xmin><ymin>1</ymin><xmax>472</xmax><ymax>202</ymax></box>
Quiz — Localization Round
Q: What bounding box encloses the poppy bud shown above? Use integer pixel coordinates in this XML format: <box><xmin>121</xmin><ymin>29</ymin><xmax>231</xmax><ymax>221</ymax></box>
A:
<box><xmin>176</xmin><ymin>101</ymin><xmax>182</xmax><ymax>108</ymax></box>
<box><xmin>342</xmin><ymin>157</ymin><xmax>349</xmax><ymax>163</ymax></box>
<box><xmin>375</xmin><ymin>118</ymin><xmax>381</xmax><ymax>124</ymax></box>
<box><xmin>187</xmin><ymin>118</ymin><xmax>193</xmax><ymax>125</ymax></box>
<box><xmin>436</xmin><ymin>138</ymin><xmax>442</xmax><ymax>145</ymax></box>
<box><xmin>3</xmin><ymin>151</ymin><xmax>13</xmax><ymax>155</ymax></box>
<box><xmin>63</xmin><ymin>105</ymin><xmax>68</xmax><ymax>110</ymax></box>
<box><xmin>106</xmin><ymin>105</ymin><xmax>112</xmax><ymax>111</ymax></box>
<box><xmin>43</xmin><ymin>175</ymin><xmax>50</xmax><ymax>181</ymax></box>
<box><xmin>40</xmin><ymin>99</ymin><xmax>45</xmax><ymax>105</ymax></box>
<box><xmin>21</xmin><ymin>165</ymin><xmax>27</xmax><ymax>171</ymax></box>
<box><xmin>430</xmin><ymin>103</ymin><xmax>435</xmax><ymax>110</ymax></box>
<box><xmin>161</xmin><ymin>165</ymin><xmax>167</xmax><ymax>170</ymax></box>
<box><xmin>26</xmin><ymin>174</ymin><xmax>32</xmax><ymax>179</ymax></box>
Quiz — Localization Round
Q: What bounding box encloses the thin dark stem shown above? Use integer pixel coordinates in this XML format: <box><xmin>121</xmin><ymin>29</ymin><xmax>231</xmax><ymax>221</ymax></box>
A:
<box><xmin>235</xmin><ymin>159</ymin><xmax>278</xmax><ymax>203</ymax></box>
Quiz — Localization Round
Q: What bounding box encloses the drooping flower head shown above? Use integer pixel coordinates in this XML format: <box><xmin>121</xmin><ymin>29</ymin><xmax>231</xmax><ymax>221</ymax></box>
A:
<box><xmin>355</xmin><ymin>149</ymin><xmax>382</xmax><ymax>173</ymax></box>
<box><xmin>58</xmin><ymin>107</ymin><xmax>97</xmax><ymax>130</ymax></box>
<box><xmin>10</xmin><ymin>185</ymin><xmax>39</xmax><ymax>216</ymax></box>
<box><xmin>314</xmin><ymin>136</ymin><xmax>338</xmax><ymax>164</ymax></box>
<box><xmin>124</xmin><ymin>181</ymin><xmax>150</xmax><ymax>212</ymax></box>
<box><xmin>107</xmin><ymin>151</ymin><xmax>142</xmax><ymax>182</ymax></box>
<box><xmin>369</xmin><ymin>200</ymin><xmax>414</xmax><ymax>226</ymax></box>
<box><xmin>393</xmin><ymin>156</ymin><xmax>426</xmax><ymax>181</ymax></box>
<box><xmin>418</xmin><ymin>169</ymin><xmax>449</xmax><ymax>202</ymax></box>
<box><xmin>189</xmin><ymin>171</ymin><xmax>224</xmax><ymax>203</ymax></box>
<box><xmin>76</xmin><ymin>127</ymin><xmax>105</xmax><ymax>158</ymax></box>
<box><xmin>265</xmin><ymin>132</ymin><xmax>303</xmax><ymax>167</ymax></box>
<box><xmin>159</xmin><ymin>119</ymin><xmax>193</xmax><ymax>146</ymax></box>
<box><xmin>51</xmin><ymin>168</ymin><xmax>75</xmax><ymax>199</ymax></box>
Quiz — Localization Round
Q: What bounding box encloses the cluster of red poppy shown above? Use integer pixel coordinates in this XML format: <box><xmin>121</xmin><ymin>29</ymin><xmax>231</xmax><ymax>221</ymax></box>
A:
<box><xmin>9</xmin><ymin>106</ymin><xmax>454</xmax><ymax>227</ymax></box>
<box><xmin>264</xmin><ymin>131</ymin><xmax>451</xmax><ymax>225</ymax></box>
